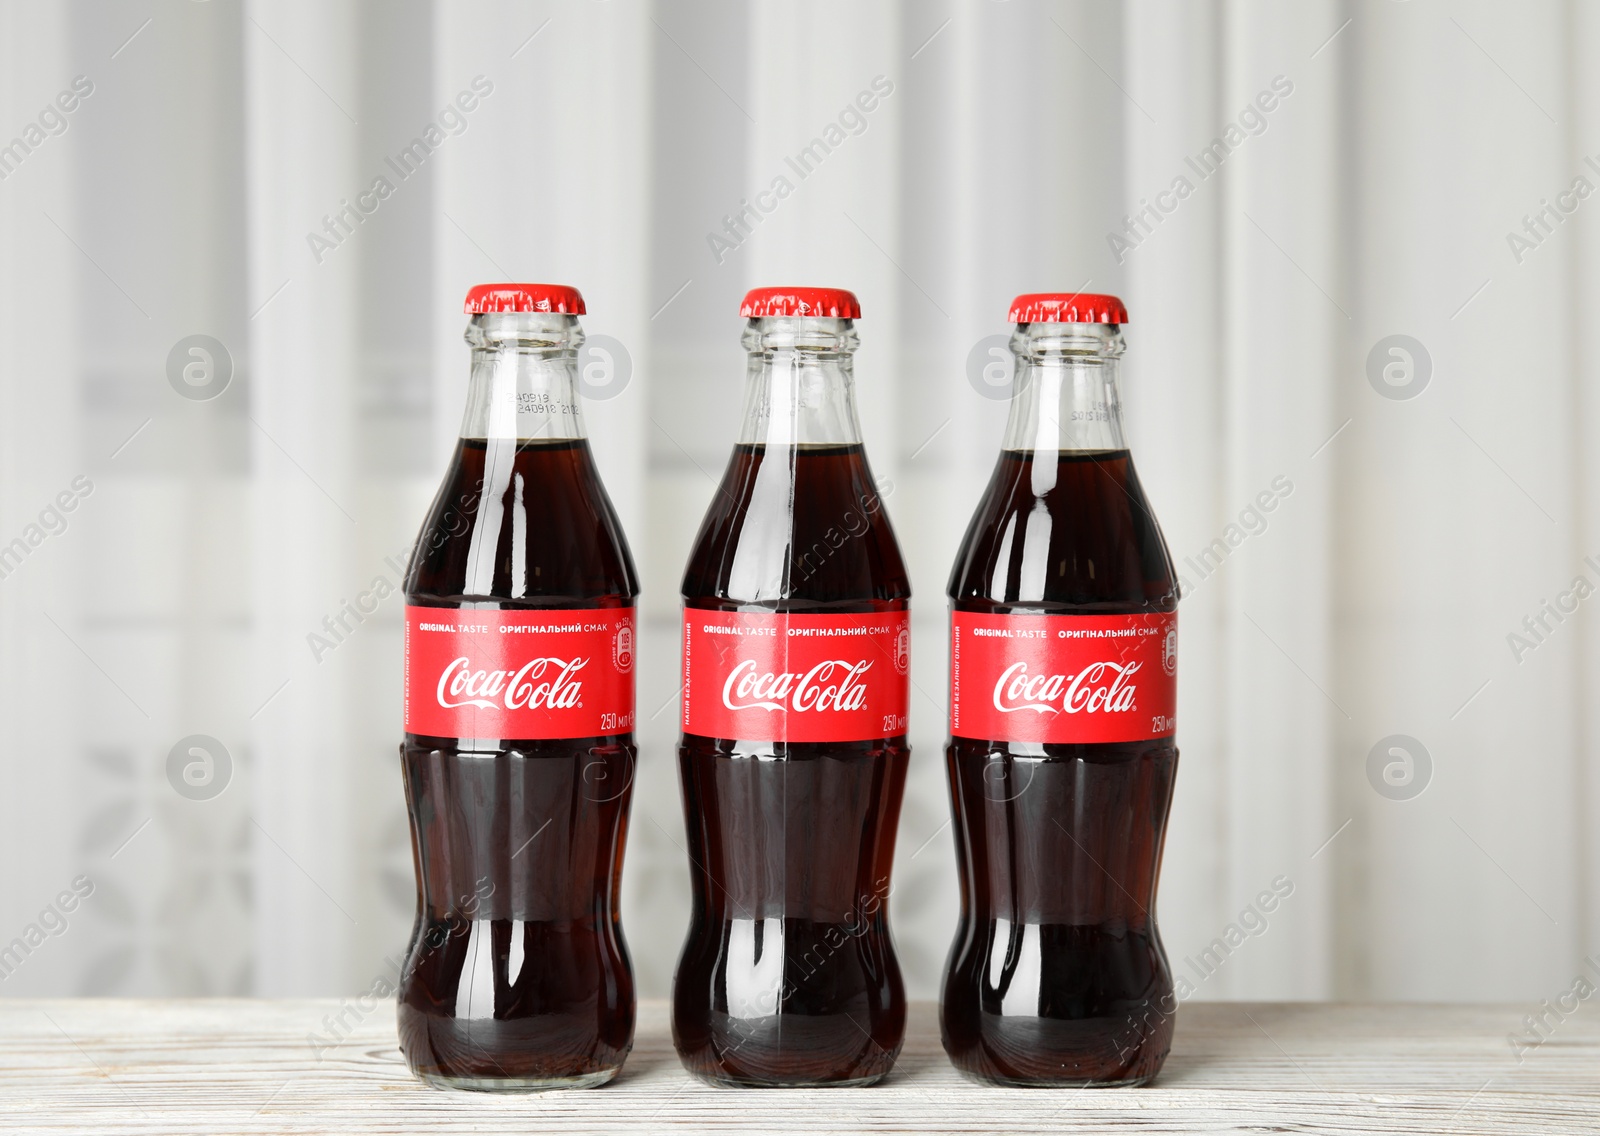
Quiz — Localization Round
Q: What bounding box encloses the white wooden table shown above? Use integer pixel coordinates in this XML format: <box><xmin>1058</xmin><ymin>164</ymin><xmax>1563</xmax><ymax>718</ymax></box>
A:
<box><xmin>0</xmin><ymin>999</ymin><xmax>1591</xmax><ymax>1133</ymax></box>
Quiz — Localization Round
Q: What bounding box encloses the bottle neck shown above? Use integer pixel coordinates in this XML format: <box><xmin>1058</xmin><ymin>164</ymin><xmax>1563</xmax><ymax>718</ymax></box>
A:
<box><xmin>1001</xmin><ymin>322</ymin><xmax>1128</xmax><ymax>455</ymax></box>
<box><xmin>459</xmin><ymin>312</ymin><xmax>587</xmax><ymax>441</ymax></box>
<box><xmin>737</xmin><ymin>317</ymin><xmax>864</xmax><ymax>447</ymax></box>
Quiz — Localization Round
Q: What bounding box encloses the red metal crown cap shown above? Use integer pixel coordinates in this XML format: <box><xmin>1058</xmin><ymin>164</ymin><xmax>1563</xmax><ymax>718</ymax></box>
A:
<box><xmin>741</xmin><ymin>286</ymin><xmax>861</xmax><ymax>319</ymax></box>
<box><xmin>1008</xmin><ymin>292</ymin><xmax>1128</xmax><ymax>325</ymax></box>
<box><xmin>464</xmin><ymin>283</ymin><xmax>586</xmax><ymax>315</ymax></box>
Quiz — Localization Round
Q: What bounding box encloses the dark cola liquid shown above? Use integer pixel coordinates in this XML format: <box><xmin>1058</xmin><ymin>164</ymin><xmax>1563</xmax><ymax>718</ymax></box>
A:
<box><xmin>942</xmin><ymin>449</ymin><xmax>1178</xmax><ymax>1086</ymax></box>
<box><xmin>400</xmin><ymin>437</ymin><xmax>638</xmax><ymax>1090</ymax></box>
<box><xmin>676</xmin><ymin>442</ymin><xmax>910</xmax><ymax>1087</ymax></box>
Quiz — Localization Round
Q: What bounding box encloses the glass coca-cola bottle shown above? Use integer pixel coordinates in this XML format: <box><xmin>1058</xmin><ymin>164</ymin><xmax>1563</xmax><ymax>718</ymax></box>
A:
<box><xmin>399</xmin><ymin>283</ymin><xmax>639</xmax><ymax>1090</ymax></box>
<box><xmin>941</xmin><ymin>293</ymin><xmax>1179</xmax><ymax>1086</ymax></box>
<box><xmin>674</xmin><ymin>287</ymin><xmax>911</xmax><ymax>1087</ymax></box>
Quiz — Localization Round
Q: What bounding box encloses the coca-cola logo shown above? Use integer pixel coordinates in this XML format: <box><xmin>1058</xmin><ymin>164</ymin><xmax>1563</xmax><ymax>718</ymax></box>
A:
<box><xmin>722</xmin><ymin>659</ymin><xmax>872</xmax><ymax>714</ymax></box>
<box><xmin>436</xmin><ymin>656</ymin><xmax>587</xmax><ymax>712</ymax></box>
<box><xmin>992</xmin><ymin>660</ymin><xmax>1139</xmax><ymax>716</ymax></box>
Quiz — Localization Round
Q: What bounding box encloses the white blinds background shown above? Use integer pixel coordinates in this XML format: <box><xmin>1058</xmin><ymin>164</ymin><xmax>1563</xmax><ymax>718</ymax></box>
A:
<box><xmin>0</xmin><ymin>0</ymin><xmax>1594</xmax><ymax>1004</ymax></box>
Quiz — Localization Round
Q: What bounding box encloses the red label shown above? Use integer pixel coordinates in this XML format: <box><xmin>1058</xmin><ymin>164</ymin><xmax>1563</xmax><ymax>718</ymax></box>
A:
<box><xmin>682</xmin><ymin>608</ymin><xmax>910</xmax><ymax>743</ymax></box>
<box><xmin>404</xmin><ymin>605</ymin><xmax>635</xmax><ymax>740</ymax></box>
<box><xmin>949</xmin><ymin>610</ymin><xmax>1176</xmax><ymax>744</ymax></box>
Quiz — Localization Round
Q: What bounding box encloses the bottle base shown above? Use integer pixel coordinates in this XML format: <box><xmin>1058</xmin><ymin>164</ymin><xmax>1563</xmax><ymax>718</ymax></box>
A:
<box><xmin>687</xmin><ymin>1069</ymin><xmax>890</xmax><ymax>1089</ymax></box>
<box><xmin>952</xmin><ymin>1066</ymin><xmax>1158</xmax><ymax>1089</ymax></box>
<box><xmin>672</xmin><ymin>1011</ymin><xmax>905</xmax><ymax>1089</ymax></box>
<box><xmin>943</xmin><ymin>1033</ymin><xmax>1171</xmax><ymax>1089</ymax></box>
<box><xmin>415</xmin><ymin>1067</ymin><xmax>621</xmax><ymax>1093</ymax></box>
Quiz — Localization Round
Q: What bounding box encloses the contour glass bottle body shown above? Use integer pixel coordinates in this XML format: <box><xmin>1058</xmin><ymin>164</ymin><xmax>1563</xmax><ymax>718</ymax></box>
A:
<box><xmin>399</xmin><ymin>287</ymin><xmax>639</xmax><ymax>1091</ymax></box>
<box><xmin>675</xmin><ymin>289</ymin><xmax>911</xmax><ymax>1087</ymax></box>
<box><xmin>942</xmin><ymin>296</ymin><xmax>1179</xmax><ymax>1086</ymax></box>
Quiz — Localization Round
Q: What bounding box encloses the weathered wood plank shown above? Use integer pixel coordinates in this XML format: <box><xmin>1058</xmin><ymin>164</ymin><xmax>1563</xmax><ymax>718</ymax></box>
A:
<box><xmin>0</xmin><ymin>1000</ymin><xmax>1588</xmax><ymax>1134</ymax></box>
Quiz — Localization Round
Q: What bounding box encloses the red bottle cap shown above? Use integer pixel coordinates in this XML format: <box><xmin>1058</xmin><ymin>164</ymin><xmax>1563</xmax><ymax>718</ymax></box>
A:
<box><xmin>741</xmin><ymin>286</ymin><xmax>861</xmax><ymax>319</ymax></box>
<box><xmin>1008</xmin><ymin>292</ymin><xmax>1128</xmax><ymax>325</ymax></box>
<box><xmin>464</xmin><ymin>283</ymin><xmax>586</xmax><ymax>315</ymax></box>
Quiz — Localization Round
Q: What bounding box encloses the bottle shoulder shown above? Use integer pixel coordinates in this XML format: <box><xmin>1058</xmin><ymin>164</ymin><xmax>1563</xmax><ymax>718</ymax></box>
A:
<box><xmin>407</xmin><ymin>438</ymin><xmax>639</xmax><ymax>604</ymax></box>
<box><xmin>948</xmin><ymin>449</ymin><xmax>1175</xmax><ymax>612</ymax></box>
<box><xmin>681</xmin><ymin>443</ymin><xmax>910</xmax><ymax>608</ymax></box>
